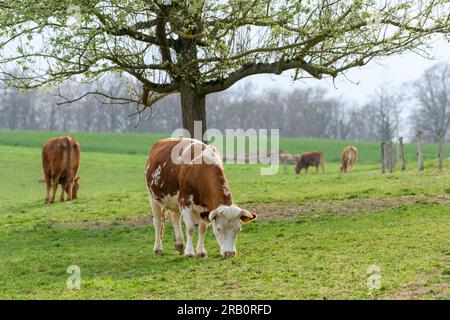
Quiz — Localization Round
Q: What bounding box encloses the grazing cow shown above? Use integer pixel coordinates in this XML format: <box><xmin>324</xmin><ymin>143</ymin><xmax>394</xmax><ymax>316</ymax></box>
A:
<box><xmin>340</xmin><ymin>146</ymin><xmax>358</xmax><ymax>173</ymax></box>
<box><xmin>145</xmin><ymin>138</ymin><xmax>257</xmax><ymax>258</ymax></box>
<box><xmin>42</xmin><ymin>136</ymin><xmax>80</xmax><ymax>204</ymax></box>
<box><xmin>295</xmin><ymin>151</ymin><xmax>325</xmax><ymax>174</ymax></box>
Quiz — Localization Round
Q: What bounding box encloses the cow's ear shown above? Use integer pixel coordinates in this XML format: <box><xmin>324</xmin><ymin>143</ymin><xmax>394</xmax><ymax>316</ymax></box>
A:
<box><xmin>200</xmin><ymin>211</ymin><xmax>210</xmax><ymax>222</ymax></box>
<box><xmin>75</xmin><ymin>177</ymin><xmax>80</xmax><ymax>182</ymax></box>
<box><xmin>208</xmin><ymin>209</ymin><xmax>219</xmax><ymax>222</ymax></box>
<box><xmin>240</xmin><ymin>209</ymin><xmax>257</xmax><ymax>224</ymax></box>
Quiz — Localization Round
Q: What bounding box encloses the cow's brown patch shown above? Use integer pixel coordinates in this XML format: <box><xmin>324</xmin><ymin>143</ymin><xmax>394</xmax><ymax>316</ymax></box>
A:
<box><xmin>145</xmin><ymin>138</ymin><xmax>232</xmax><ymax>211</ymax></box>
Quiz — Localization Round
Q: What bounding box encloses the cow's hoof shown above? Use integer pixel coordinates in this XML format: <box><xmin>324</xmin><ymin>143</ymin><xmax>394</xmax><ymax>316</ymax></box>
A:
<box><xmin>60</xmin><ymin>199</ymin><xmax>65</xmax><ymax>203</ymax></box>
<box><xmin>174</xmin><ymin>243</ymin><xmax>184</xmax><ymax>254</ymax></box>
<box><xmin>153</xmin><ymin>249</ymin><xmax>163</xmax><ymax>255</ymax></box>
<box><xmin>223</xmin><ymin>251</ymin><xmax>236</xmax><ymax>259</ymax></box>
<box><xmin>196</xmin><ymin>252</ymin><xmax>207</xmax><ymax>258</ymax></box>
<box><xmin>184</xmin><ymin>252</ymin><xmax>195</xmax><ymax>258</ymax></box>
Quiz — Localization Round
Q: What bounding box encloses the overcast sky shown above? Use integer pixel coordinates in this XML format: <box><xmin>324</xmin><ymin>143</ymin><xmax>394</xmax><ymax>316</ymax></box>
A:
<box><xmin>239</xmin><ymin>38</ymin><xmax>450</xmax><ymax>105</ymax></box>
<box><xmin>229</xmin><ymin>38</ymin><xmax>449</xmax><ymax>140</ymax></box>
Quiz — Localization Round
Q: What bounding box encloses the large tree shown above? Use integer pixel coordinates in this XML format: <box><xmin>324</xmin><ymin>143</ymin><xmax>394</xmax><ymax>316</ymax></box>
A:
<box><xmin>0</xmin><ymin>0</ymin><xmax>449</xmax><ymax>137</ymax></box>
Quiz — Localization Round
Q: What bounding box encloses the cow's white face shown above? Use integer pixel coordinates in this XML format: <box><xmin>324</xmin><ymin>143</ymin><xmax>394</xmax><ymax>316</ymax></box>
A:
<box><xmin>204</xmin><ymin>205</ymin><xmax>257</xmax><ymax>258</ymax></box>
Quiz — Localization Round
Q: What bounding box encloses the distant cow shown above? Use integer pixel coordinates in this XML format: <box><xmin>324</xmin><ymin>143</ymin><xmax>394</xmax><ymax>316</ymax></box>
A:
<box><xmin>42</xmin><ymin>136</ymin><xmax>80</xmax><ymax>204</ymax></box>
<box><xmin>295</xmin><ymin>151</ymin><xmax>325</xmax><ymax>174</ymax></box>
<box><xmin>340</xmin><ymin>146</ymin><xmax>358</xmax><ymax>173</ymax></box>
<box><xmin>145</xmin><ymin>138</ymin><xmax>257</xmax><ymax>258</ymax></box>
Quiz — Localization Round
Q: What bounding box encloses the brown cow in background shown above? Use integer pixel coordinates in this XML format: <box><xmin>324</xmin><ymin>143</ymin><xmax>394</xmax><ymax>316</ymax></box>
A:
<box><xmin>295</xmin><ymin>151</ymin><xmax>325</xmax><ymax>174</ymax></box>
<box><xmin>340</xmin><ymin>146</ymin><xmax>358</xmax><ymax>173</ymax></box>
<box><xmin>42</xmin><ymin>136</ymin><xmax>80</xmax><ymax>204</ymax></box>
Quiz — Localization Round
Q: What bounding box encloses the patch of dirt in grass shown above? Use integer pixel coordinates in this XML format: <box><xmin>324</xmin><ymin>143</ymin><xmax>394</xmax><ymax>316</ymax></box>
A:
<box><xmin>379</xmin><ymin>280</ymin><xmax>449</xmax><ymax>300</ymax></box>
<box><xmin>56</xmin><ymin>195</ymin><xmax>448</xmax><ymax>229</ymax></box>
<box><xmin>378</xmin><ymin>265</ymin><xmax>450</xmax><ymax>300</ymax></box>
<box><xmin>56</xmin><ymin>213</ymin><xmax>151</xmax><ymax>230</ymax></box>
<box><xmin>243</xmin><ymin>195</ymin><xmax>449</xmax><ymax>220</ymax></box>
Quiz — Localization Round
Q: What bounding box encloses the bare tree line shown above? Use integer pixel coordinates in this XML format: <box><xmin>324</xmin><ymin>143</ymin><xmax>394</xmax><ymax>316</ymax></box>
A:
<box><xmin>409</xmin><ymin>62</ymin><xmax>450</xmax><ymax>142</ymax></box>
<box><xmin>1</xmin><ymin>62</ymin><xmax>449</xmax><ymax>142</ymax></box>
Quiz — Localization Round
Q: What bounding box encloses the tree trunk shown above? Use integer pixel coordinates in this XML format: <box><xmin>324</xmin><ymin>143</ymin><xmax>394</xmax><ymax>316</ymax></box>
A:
<box><xmin>417</xmin><ymin>130</ymin><xmax>424</xmax><ymax>173</ymax></box>
<box><xmin>387</xmin><ymin>142</ymin><xmax>394</xmax><ymax>173</ymax></box>
<box><xmin>438</xmin><ymin>128</ymin><xmax>445</xmax><ymax>170</ymax></box>
<box><xmin>398</xmin><ymin>137</ymin><xmax>405</xmax><ymax>171</ymax></box>
<box><xmin>180</xmin><ymin>84</ymin><xmax>207</xmax><ymax>141</ymax></box>
<box><xmin>381</xmin><ymin>142</ymin><xmax>386</xmax><ymax>173</ymax></box>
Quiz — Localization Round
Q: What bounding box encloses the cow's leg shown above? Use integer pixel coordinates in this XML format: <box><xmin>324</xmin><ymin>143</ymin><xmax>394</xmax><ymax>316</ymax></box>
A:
<box><xmin>181</xmin><ymin>207</ymin><xmax>195</xmax><ymax>257</ymax></box>
<box><xmin>171</xmin><ymin>211</ymin><xmax>184</xmax><ymax>254</ymax></box>
<box><xmin>196</xmin><ymin>222</ymin><xmax>208</xmax><ymax>258</ymax></box>
<box><xmin>316</xmin><ymin>164</ymin><xmax>319</xmax><ymax>173</ymax></box>
<box><xmin>67</xmin><ymin>180</ymin><xmax>73</xmax><ymax>201</ymax></box>
<box><xmin>60</xmin><ymin>184</ymin><xmax>65</xmax><ymax>202</ymax></box>
<box><xmin>44</xmin><ymin>174</ymin><xmax>51</xmax><ymax>204</ymax></box>
<box><xmin>151</xmin><ymin>198</ymin><xmax>163</xmax><ymax>254</ymax></box>
<box><xmin>49</xmin><ymin>174</ymin><xmax>60</xmax><ymax>204</ymax></box>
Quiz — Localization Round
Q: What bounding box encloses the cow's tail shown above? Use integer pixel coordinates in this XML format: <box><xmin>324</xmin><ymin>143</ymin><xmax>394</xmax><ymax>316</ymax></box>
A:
<box><xmin>65</xmin><ymin>137</ymin><xmax>73</xmax><ymax>181</ymax></box>
<box><xmin>42</xmin><ymin>146</ymin><xmax>48</xmax><ymax>177</ymax></box>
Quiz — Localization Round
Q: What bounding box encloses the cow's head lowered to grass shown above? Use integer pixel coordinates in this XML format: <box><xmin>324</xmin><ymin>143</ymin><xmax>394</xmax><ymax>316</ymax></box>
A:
<box><xmin>201</xmin><ymin>205</ymin><xmax>257</xmax><ymax>258</ymax></box>
<box><xmin>63</xmin><ymin>176</ymin><xmax>80</xmax><ymax>197</ymax></box>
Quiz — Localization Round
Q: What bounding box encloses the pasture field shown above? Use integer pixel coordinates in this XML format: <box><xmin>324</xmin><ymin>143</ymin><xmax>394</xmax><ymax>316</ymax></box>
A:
<box><xmin>1</xmin><ymin>129</ymin><xmax>449</xmax><ymax>164</ymax></box>
<box><xmin>0</xmin><ymin>131</ymin><xmax>449</xmax><ymax>299</ymax></box>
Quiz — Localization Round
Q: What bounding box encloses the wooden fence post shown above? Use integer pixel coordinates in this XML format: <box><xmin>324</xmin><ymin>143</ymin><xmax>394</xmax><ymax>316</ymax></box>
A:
<box><xmin>398</xmin><ymin>137</ymin><xmax>405</xmax><ymax>171</ymax></box>
<box><xmin>381</xmin><ymin>142</ymin><xmax>386</xmax><ymax>173</ymax></box>
<box><xmin>438</xmin><ymin>129</ymin><xmax>445</xmax><ymax>170</ymax></box>
<box><xmin>417</xmin><ymin>130</ymin><xmax>424</xmax><ymax>173</ymax></box>
<box><xmin>387</xmin><ymin>142</ymin><xmax>394</xmax><ymax>173</ymax></box>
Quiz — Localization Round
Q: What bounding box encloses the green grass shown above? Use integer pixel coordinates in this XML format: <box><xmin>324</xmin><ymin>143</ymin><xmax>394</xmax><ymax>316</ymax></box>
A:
<box><xmin>1</xmin><ymin>130</ymin><xmax>448</xmax><ymax>163</ymax></box>
<box><xmin>0</xmin><ymin>130</ymin><xmax>167</xmax><ymax>156</ymax></box>
<box><xmin>0</xmin><ymin>131</ymin><xmax>449</xmax><ymax>299</ymax></box>
<box><xmin>279</xmin><ymin>136</ymin><xmax>448</xmax><ymax>164</ymax></box>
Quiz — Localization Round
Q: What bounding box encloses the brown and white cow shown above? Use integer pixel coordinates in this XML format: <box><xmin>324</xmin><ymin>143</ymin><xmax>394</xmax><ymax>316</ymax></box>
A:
<box><xmin>295</xmin><ymin>151</ymin><xmax>325</xmax><ymax>174</ymax></box>
<box><xmin>145</xmin><ymin>138</ymin><xmax>257</xmax><ymax>258</ymax></box>
<box><xmin>340</xmin><ymin>146</ymin><xmax>358</xmax><ymax>173</ymax></box>
<box><xmin>42</xmin><ymin>136</ymin><xmax>80</xmax><ymax>204</ymax></box>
